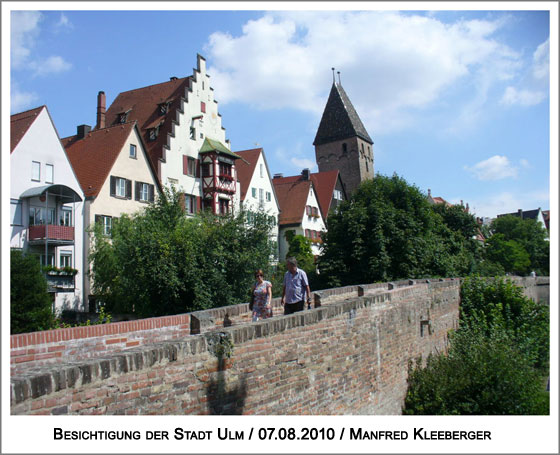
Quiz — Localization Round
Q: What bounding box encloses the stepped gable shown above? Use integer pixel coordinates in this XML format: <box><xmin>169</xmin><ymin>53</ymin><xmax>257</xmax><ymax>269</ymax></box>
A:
<box><xmin>62</xmin><ymin>122</ymin><xmax>136</xmax><ymax>198</ymax></box>
<box><xmin>272</xmin><ymin>176</ymin><xmax>312</xmax><ymax>226</ymax></box>
<box><xmin>234</xmin><ymin>148</ymin><xmax>262</xmax><ymax>201</ymax></box>
<box><xmin>313</xmin><ymin>83</ymin><xmax>373</xmax><ymax>146</ymax></box>
<box><xmin>11</xmin><ymin>106</ymin><xmax>46</xmax><ymax>153</ymax></box>
<box><xmin>104</xmin><ymin>77</ymin><xmax>191</xmax><ymax>174</ymax></box>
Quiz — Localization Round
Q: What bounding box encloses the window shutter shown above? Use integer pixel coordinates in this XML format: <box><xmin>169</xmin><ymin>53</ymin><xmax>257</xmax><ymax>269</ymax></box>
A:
<box><xmin>110</xmin><ymin>176</ymin><xmax>116</xmax><ymax>196</ymax></box>
<box><xmin>126</xmin><ymin>179</ymin><xmax>132</xmax><ymax>199</ymax></box>
<box><xmin>148</xmin><ymin>184</ymin><xmax>155</xmax><ymax>202</ymax></box>
<box><xmin>183</xmin><ymin>155</ymin><xmax>188</xmax><ymax>175</ymax></box>
<box><xmin>135</xmin><ymin>182</ymin><xmax>140</xmax><ymax>201</ymax></box>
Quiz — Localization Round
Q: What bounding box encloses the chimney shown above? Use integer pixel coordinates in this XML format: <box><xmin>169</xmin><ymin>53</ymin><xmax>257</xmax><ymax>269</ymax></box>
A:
<box><xmin>301</xmin><ymin>168</ymin><xmax>310</xmax><ymax>180</ymax></box>
<box><xmin>273</xmin><ymin>173</ymin><xmax>283</xmax><ymax>179</ymax></box>
<box><xmin>96</xmin><ymin>91</ymin><xmax>106</xmax><ymax>129</ymax></box>
<box><xmin>77</xmin><ymin>124</ymin><xmax>91</xmax><ymax>139</ymax></box>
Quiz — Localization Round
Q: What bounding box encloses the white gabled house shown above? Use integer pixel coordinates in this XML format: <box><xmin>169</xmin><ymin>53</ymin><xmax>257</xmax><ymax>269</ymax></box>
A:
<box><xmin>235</xmin><ymin>148</ymin><xmax>281</xmax><ymax>261</ymax></box>
<box><xmin>10</xmin><ymin>106</ymin><xmax>85</xmax><ymax>314</ymax></box>
<box><xmin>272</xmin><ymin>169</ymin><xmax>327</xmax><ymax>261</ymax></box>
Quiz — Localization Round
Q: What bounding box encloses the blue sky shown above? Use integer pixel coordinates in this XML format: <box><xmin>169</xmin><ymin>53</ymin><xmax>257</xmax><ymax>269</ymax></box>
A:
<box><xmin>6</xmin><ymin>5</ymin><xmax>556</xmax><ymax>219</ymax></box>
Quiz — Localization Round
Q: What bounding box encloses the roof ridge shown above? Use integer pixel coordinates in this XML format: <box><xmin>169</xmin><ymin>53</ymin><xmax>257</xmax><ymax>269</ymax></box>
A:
<box><xmin>10</xmin><ymin>106</ymin><xmax>45</xmax><ymax>122</ymax></box>
<box><xmin>117</xmin><ymin>77</ymin><xmax>190</xmax><ymax>95</ymax></box>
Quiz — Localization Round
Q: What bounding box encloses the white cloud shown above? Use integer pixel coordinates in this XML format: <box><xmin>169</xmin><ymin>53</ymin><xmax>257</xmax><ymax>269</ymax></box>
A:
<box><xmin>10</xmin><ymin>10</ymin><xmax>72</xmax><ymax>76</ymax></box>
<box><xmin>468</xmin><ymin>189</ymin><xmax>549</xmax><ymax>219</ymax></box>
<box><xmin>30</xmin><ymin>56</ymin><xmax>72</xmax><ymax>77</ymax></box>
<box><xmin>55</xmin><ymin>13</ymin><xmax>73</xmax><ymax>31</ymax></box>
<box><xmin>206</xmin><ymin>11</ymin><xmax>522</xmax><ymax>133</ymax></box>
<box><xmin>11</xmin><ymin>85</ymin><xmax>38</xmax><ymax>113</ymax></box>
<box><xmin>500</xmin><ymin>38</ymin><xmax>549</xmax><ymax>107</ymax></box>
<box><xmin>11</xmin><ymin>11</ymin><xmax>42</xmax><ymax>69</ymax></box>
<box><xmin>464</xmin><ymin>155</ymin><xmax>518</xmax><ymax>181</ymax></box>
<box><xmin>501</xmin><ymin>86</ymin><xmax>547</xmax><ymax>106</ymax></box>
<box><xmin>290</xmin><ymin>158</ymin><xmax>317</xmax><ymax>172</ymax></box>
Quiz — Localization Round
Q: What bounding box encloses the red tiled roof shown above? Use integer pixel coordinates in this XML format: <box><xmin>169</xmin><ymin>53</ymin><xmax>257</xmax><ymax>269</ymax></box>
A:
<box><xmin>431</xmin><ymin>196</ymin><xmax>452</xmax><ymax>206</ymax></box>
<box><xmin>272</xmin><ymin>177</ymin><xmax>312</xmax><ymax>226</ymax></box>
<box><xmin>11</xmin><ymin>106</ymin><xmax>45</xmax><ymax>153</ymax></box>
<box><xmin>62</xmin><ymin>122</ymin><xmax>136</xmax><ymax>198</ymax></box>
<box><xmin>234</xmin><ymin>148</ymin><xmax>262</xmax><ymax>201</ymax></box>
<box><xmin>309</xmin><ymin>170</ymin><xmax>340</xmax><ymax>219</ymax></box>
<box><xmin>104</xmin><ymin>77</ymin><xmax>191</xmax><ymax>177</ymax></box>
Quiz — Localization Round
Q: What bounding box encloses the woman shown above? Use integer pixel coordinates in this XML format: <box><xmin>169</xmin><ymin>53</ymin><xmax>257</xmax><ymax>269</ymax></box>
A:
<box><xmin>251</xmin><ymin>269</ymin><xmax>272</xmax><ymax>321</ymax></box>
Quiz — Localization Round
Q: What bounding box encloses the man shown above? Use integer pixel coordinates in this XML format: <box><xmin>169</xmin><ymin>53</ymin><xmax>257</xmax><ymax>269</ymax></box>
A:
<box><xmin>281</xmin><ymin>257</ymin><xmax>312</xmax><ymax>315</ymax></box>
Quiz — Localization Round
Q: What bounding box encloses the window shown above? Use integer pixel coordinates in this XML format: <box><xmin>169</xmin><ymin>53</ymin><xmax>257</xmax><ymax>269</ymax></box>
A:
<box><xmin>159</xmin><ymin>103</ymin><xmax>168</xmax><ymax>115</ymax></box>
<box><xmin>96</xmin><ymin>215</ymin><xmax>112</xmax><ymax>236</ymax></box>
<box><xmin>201</xmin><ymin>163</ymin><xmax>211</xmax><ymax>177</ymax></box>
<box><xmin>135</xmin><ymin>182</ymin><xmax>154</xmax><ymax>202</ymax></box>
<box><xmin>59</xmin><ymin>252</ymin><xmax>72</xmax><ymax>268</ymax></box>
<box><xmin>185</xmin><ymin>194</ymin><xmax>196</xmax><ymax>215</ymax></box>
<box><xmin>40</xmin><ymin>254</ymin><xmax>54</xmax><ymax>267</ymax></box>
<box><xmin>29</xmin><ymin>207</ymin><xmax>43</xmax><ymax>226</ymax></box>
<box><xmin>259</xmin><ymin>188</ymin><xmax>264</xmax><ymax>203</ymax></box>
<box><xmin>190</xmin><ymin>127</ymin><xmax>196</xmax><ymax>140</ymax></box>
<box><xmin>47</xmin><ymin>207</ymin><xmax>55</xmax><ymax>225</ymax></box>
<box><xmin>306</xmin><ymin>205</ymin><xmax>311</xmax><ymax>216</ymax></box>
<box><xmin>11</xmin><ymin>199</ymin><xmax>22</xmax><ymax>226</ymax></box>
<box><xmin>251</xmin><ymin>187</ymin><xmax>257</xmax><ymax>198</ymax></box>
<box><xmin>32</xmin><ymin>161</ymin><xmax>40</xmax><ymax>181</ymax></box>
<box><xmin>334</xmin><ymin>189</ymin><xmax>342</xmax><ymax>200</ymax></box>
<box><xmin>130</xmin><ymin>144</ymin><xmax>137</xmax><ymax>158</ymax></box>
<box><xmin>219</xmin><ymin>162</ymin><xmax>232</xmax><ymax>177</ymax></box>
<box><xmin>266</xmin><ymin>191</ymin><xmax>271</xmax><ymax>202</ymax></box>
<box><xmin>365</xmin><ymin>160</ymin><xmax>369</xmax><ymax>172</ymax></box>
<box><xmin>201</xmin><ymin>101</ymin><xmax>206</xmax><ymax>113</ymax></box>
<box><xmin>313</xmin><ymin>207</ymin><xmax>319</xmax><ymax>218</ymax></box>
<box><xmin>110</xmin><ymin>176</ymin><xmax>131</xmax><ymax>199</ymax></box>
<box><xmin>46</xmin><ymin>164</ymin><xmax>54</xmax><ymax>183</ymax></box>
<box><xmin>118</xmin><ymin>112</ymin><xmax>128</xmax><ymax>123</ymax></box>
<box><xmin>305</xmin><ymin>229</ymin><xmax>311</xmax><ymax>238</ymax></box>
<box><xmin>219</xmin><ymin>198</ymin><xmax>229</xmax><ymax>215</ymax></box>
<box><xmin>187</xmin><ymin>157</ymin><xmax>196</xmax><ymax>176</ymax></box>
<box><xmin>61</xmin><ymin>207</ymin><xmax>72</xmax><ymax>226</ymax></box>
<box><xmin>260</xmin><ymin>164</ymin><xmax>264</xmax><ymax>178</ymax></box>
<box><xmin>148</xmin><ymin>128</ymin><xmax>158</xmax><ymax>141</ymax></box>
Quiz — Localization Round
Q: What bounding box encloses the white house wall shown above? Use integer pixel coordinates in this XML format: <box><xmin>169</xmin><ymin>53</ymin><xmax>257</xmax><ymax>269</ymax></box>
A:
<box><xmin>302</xmin><ymin>185</ymin><xmax>326</xmax><ymax>257</ymax></box>
<box><xmin>161</xmin><ymin>58</ymin><xmax>229</xmax><ymax>202</ymax></box>
<box><xmin>10</xmin><ymin>107</ymin><xmax>85</xmax><ymax>313</ymax></box>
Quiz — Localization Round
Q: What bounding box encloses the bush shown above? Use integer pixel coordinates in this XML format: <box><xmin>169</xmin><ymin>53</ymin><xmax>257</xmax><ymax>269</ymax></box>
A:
<box><xmin>403</xmin><ymin>325</ymin><xmax>549</xmax><ymax>415</ymax></box>
<box><xmin>11</xmin><ymin>249</ymin><xmax>54</xmax><ymax>334</ymax></box>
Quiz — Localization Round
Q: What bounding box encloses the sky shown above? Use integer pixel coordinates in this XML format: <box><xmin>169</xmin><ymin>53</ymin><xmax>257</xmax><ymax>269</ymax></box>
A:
<box><xmin>5</xmin><ymin>3</ymin><xmax>557</xmax><ymax>219</ymax></box>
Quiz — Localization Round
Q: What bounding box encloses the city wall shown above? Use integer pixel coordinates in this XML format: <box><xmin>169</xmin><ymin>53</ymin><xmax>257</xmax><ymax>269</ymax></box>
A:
<box><xmin>10</xmin><ymin>277</ymin><xmax>549</xmax><ymax>415</ymax></box>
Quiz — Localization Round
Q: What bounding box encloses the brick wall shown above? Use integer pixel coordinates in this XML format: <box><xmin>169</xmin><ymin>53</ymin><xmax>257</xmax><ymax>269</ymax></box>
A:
<box><xmin>11</xmin><ymin>280</ymin><xmax>462</xmax><ymax>415</ymax></box>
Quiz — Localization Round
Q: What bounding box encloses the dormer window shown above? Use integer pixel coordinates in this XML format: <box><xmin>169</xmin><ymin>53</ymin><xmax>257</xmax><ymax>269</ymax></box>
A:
<box><xmin>149</xmin><ymin>127</ymin><xmax>159</xmax><ymax>141</ymax></box>
<box><xmin>159</xmin><ymin>103</ymin><xmax>169</xmax><ymax>115</ymax></box>
<box><xmin>118</xmin><ymin>112</ymin><xmax>129</xmax><ymax>123</ymax></box>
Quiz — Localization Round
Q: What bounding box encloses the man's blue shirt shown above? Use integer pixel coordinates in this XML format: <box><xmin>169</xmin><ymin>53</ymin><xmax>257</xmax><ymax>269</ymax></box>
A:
<box><xmin>283</xmin><ymin>268</ymin><xmax>309</xmax><ymax>304</ymax></box>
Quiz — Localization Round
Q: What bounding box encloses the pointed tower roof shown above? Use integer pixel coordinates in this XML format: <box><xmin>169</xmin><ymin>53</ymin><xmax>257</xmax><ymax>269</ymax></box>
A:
<box><xmin>313</xmin><ymin>83</ymin><xmax>373</xmax><ymax>146</ymax></box>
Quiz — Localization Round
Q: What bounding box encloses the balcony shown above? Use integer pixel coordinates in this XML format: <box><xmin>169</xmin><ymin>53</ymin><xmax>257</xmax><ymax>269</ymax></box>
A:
<box><xmin>28</xmin><ymin>224</ymin><xmax>75</xmax><ymax>246</ymax></box>
<box><xmin>44</xmin><ymin>271</ymin><xmax>75</xmax><ymax>293</ymax></box>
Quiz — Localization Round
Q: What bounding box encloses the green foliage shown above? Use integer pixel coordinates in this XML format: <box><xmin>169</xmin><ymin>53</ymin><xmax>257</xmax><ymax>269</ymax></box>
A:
<box><xmin>403</xmin><ymin>327</ymin><xmax>549</xmax><ymax>415</ymax></box>
<box><xmin>286</xmin><ymin>234</ymin><xmax>315</xmax><ymax>273</ymax></box>
<box><xmin>403</xmin><ymin>277</ymin><xmax>549</xmax><ymax>415</ymax></box>
<box><xmin>10</xmin><ymin>249</ymin><xmax>54</xmax><ymax>334</ymax></box>
<box><xmin>317</xmin><ymin>174</ymin><xmax>479</xmax><ymax>287</ymax></box>
<box><xmin>487</xmin><ymin>215</ymin><xmax>549</xmax><ymax>275</ymax></box>
<box><xmin>460</xmin><ymin>276</ymin><xmax>549</xmax><ymax>370</ymax></box>
<box><xmin>89</xmin><ymin>187</ymin><xmax>275</xmax><ymax>318</ymax></box>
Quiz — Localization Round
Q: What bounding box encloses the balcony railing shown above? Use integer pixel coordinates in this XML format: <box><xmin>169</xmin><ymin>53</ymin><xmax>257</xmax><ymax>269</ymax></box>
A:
<box><xmin>28</xmin><ymin>224</ymin><xmax>74</xmax><ymax>243</ymax></box>
<box><xmin>44</xmin><ymin>272</ymin><xmax>75</xmax><ymax>293</ymax></box>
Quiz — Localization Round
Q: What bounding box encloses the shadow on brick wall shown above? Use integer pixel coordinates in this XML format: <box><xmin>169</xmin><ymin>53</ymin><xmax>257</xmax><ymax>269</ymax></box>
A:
<box><xmin>206</xmin><ymin>354</ymin><xmax>247</xmax><ymax>415</ymax></box>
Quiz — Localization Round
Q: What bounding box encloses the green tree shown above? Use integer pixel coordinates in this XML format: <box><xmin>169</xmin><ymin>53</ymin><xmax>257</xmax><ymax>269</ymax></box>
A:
<box><xmin>317</xmin><ymin>174</ymin><xmax>478</xmax><ymax>288</ymax></box>
<box><xmin>11</xmin><ymin>249</ymin><xmax>54</xmax><ymax>334</ymax></box>
<box><xmin>488</xmin><ymin>215</ymin><xmax>549</xmax><ymax>275</ymax></box>
<box><xmin>485</xmin><ymin>234</ymin><xmax>531</xmax><ymax>275</ymax></box>
<box><xmin>89</xmin><ymin>188</ymin><xmax>275</xmax><ymax>318</ymax></box>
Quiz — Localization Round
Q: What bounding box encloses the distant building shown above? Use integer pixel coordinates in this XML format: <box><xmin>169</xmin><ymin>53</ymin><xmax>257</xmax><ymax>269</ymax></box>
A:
<box><xmin>314</xmin><ymin>77</ymin><xmax>374</xmax><ymax>196</ymax></box>
<box><xmin>63</xmin><ymin>121</ymin><xmax>161</xmax><ymax>309</ymax></box>
<box><xmin>272</xmin><ymin>170</ymin><xmax>327</xmax><ymax>261</ymax></box>
<box><xmin>11</xmin><ymin>106</ymin><xmax>85</xmax><ymax>313</ymax></box>
<box><xmin>497</xmin><ymin>208</ymin><xmax>548</xmax><ymax>234</ymax></box>
<box><xmin>235</xmin><ymin>148</ymin><xmax>281</xmax><ymax>262</ymax></box>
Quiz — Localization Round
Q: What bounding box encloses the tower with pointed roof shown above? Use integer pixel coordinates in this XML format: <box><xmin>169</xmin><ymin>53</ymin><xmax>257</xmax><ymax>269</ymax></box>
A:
<box><xmin>313</xmin><ymin>78</ymin><xmax>374</xmax><ymax>196</ymax></box>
